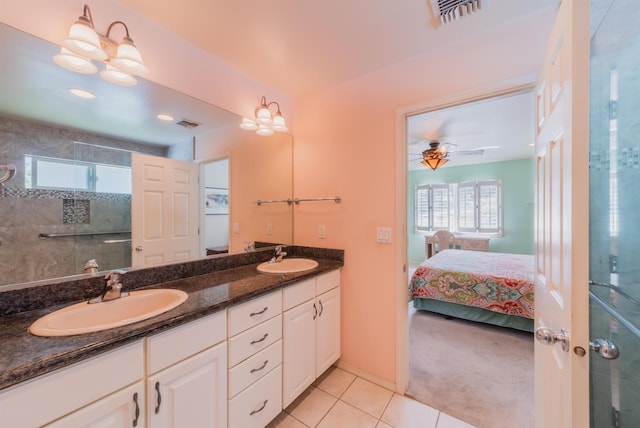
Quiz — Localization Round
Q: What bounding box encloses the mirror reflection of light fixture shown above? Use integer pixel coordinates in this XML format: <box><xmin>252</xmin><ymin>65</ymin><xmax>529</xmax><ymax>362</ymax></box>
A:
<box><xmin>240</xmin><ymin>96</ymin><xmax>288</xmax><ymax>136</ymax></box>
<box><xmin>421</xmin><ymin>141</ymin><xmax>449</xmax><ymax>171</ymax></box>
<box><xmin>53</xmin><ymin>4</ymin><xmax>149</xmax><ymax>86</ymax></box>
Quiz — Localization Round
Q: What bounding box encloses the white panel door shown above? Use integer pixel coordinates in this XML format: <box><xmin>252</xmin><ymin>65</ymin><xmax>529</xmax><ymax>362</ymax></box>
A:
<box><xmin>132</xmin><ymin>153</ymin><xmax>199</xmax><ymax>267</ymax></box>
<box><xmin>534</xmin><ymin>0</ymin><xmax>590</xmax><ymax>427</ymax></box>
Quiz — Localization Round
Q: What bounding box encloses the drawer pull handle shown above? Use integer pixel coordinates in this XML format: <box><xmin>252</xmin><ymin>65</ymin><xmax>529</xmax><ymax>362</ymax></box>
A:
<box><xmin>250</xmin><ymin>307</ymin><xmax>268</xmax><ymax>316</ymax></box>
<box><xmin>250</xmin><ymin>399</ymin><xmax>268</xmax><ymax>416</ymax></box>
<box><xmin>250</xmin><ymin>333</ymin><xmax>269</xmax><ymax>345</ymax></box>
<box><xmin>250</xmin><ymin>360</ymin><xmax>269</xmax><ymax>373</ymax></box>
<box><xmin>155</xmin><ymin>381</ymin><xmax>162</xmax><ymax>414</ymax></box>
<box><xmin>318</xmin><ymin>300</ymin><xmax>324</xmax><ymax>316</ymax></box>
<box><xmin>133</xmin><ymin>392</ymin><xmax>140</xmax><ymax>427</ymax></box>
<box><xmin>313</xmin><ymin>302</ymin><xmax>318</xmax><ymax>320</ymax></box>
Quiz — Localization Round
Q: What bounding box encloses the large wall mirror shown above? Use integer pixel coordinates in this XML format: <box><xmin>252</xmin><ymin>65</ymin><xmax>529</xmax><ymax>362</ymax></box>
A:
<box><xmin>0</xmin><ymin>23</ymin><xmax>293</xmax><ymax>288</ymax></box>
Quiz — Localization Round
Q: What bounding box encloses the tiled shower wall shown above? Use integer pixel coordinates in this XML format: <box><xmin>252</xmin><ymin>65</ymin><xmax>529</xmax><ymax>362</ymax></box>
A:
<box><xmin>0</xmin><ymin>116</ymin><xmax>167</xmax><ymax>286</ymax></box>
<box><xmin>589</xmin><ymin>2</ymin><xmax>640</xmax><ymax>425</ymax></box>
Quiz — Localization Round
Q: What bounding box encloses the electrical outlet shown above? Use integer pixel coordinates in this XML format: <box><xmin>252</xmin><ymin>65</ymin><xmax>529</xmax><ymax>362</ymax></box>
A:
<box><xmin>319</xmin><ymin>224</ymin><xmax>326</xmax><ymax>239</ymax></box>
<box><xmin>232</xmin><ymin>222</ymin><xmax>240</xmax><ymax>233</ymax></box>
<box><xmin>266</xmin><ymin>223</ymin><xmax>273</xmax><ymax>235</ymax></box>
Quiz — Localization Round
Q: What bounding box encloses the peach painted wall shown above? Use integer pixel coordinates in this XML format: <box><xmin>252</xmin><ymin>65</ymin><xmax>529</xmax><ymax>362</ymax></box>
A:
<box><xmin>292</xmin><ymin>9</ymin><xmax>554</xmax><ymax>385</ymax></box>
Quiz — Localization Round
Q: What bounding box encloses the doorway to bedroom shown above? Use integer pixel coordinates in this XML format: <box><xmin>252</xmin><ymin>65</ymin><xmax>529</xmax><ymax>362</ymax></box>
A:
<box><xmin>404</xmin><ymin>88</ymin><xmax>537</xmax><ymax>428</ymax></box>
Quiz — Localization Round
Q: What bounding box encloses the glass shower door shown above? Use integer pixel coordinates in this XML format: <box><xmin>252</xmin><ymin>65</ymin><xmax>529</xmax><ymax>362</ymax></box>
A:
<box><xmin>589</xmin><ymin>1</ymin><xmax>640</xmax><ymax>426</ymax></box>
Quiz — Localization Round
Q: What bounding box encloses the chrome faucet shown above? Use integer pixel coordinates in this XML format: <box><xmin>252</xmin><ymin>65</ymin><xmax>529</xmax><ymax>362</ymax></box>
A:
<box><xmin>269</xmin><ymin>245</ymin><xmax>287</xmax><ymax>263</ymax></box>
<box><xmin>89</xmin><ymin>269</ymin><xmax>129</xmax><ymax>304</ymax></box>
<box><xmin>84</xmin><ymin>259</ymin><xmax>99</xmax><ymax>274</ymax></box>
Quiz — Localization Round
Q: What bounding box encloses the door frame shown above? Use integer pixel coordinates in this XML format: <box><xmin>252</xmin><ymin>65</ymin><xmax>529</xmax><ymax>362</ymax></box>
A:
<box><xmin>394</xmin><ymin>77</ymin><xmax>539</xmax><ymax>393</ymax></box>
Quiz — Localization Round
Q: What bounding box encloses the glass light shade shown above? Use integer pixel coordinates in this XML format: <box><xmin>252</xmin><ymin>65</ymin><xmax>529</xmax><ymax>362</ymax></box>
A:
<box><xmin>255</xmin><ymin>106</ymin><xmax>272</xmax><ymax>125</ymax></box>
<box><xmin>256</xmin><ymin>124</ymin><xmax>274</xmax><ymax>136</ymax></box>
<box><xmin>53</xmin><ymin>48</ymin><xmax>98</xmax><ymax>74</ymax></box>
<box><xmin>110</xmin><ymin>41</ymin><xmax>149</xmax><ymax>75</ymax></box>
<box><xmin>421</xmin><ymin>156</ymin><xmax>448</xmax><ymax>171</ymax></box>
<box><xmin>100</xmin><ymin>65</ymin><xmax>137</xmax><ymax>86</ymax></box>
<box><xmin>271</xmin><ymin>114</ymin><xmax>288</xmax><ymax>132</ymax></box>
<box><xmin>239</xmin><ymin>117</ymin><xmax>258</xmax><ymax>130</ymax></box>
<box><xmin>62</xmin><ymin>22</ymin><xmax>108</xmax><ymax>61</ymax></box>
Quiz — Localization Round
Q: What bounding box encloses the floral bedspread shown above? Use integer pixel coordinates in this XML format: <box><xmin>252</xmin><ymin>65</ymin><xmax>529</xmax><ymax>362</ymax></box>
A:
<box><xmin>409</xmin><ymin>249</ymin><xmax>535</xmax><ymax>319</ymax></box>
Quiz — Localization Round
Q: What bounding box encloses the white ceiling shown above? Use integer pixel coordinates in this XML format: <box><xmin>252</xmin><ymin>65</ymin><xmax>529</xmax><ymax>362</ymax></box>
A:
<box><xmin>119</xmin><ymin>0</ymin><xmax>559</xmax><ymax>98</ymax></box>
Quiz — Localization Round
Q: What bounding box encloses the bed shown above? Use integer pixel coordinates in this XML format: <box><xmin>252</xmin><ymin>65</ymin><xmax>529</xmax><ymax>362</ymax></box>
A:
<box><xmin>409</xmin><ymin>249</ymin><xmax>535</xmax><ymax>332</ymax></box>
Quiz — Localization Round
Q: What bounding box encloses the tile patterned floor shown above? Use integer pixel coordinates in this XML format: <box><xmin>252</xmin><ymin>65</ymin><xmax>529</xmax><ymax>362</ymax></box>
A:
<box><xmin>267</xmin><ymin>367</ymin><xmax>476</xmax><ymax>428</ymax></box>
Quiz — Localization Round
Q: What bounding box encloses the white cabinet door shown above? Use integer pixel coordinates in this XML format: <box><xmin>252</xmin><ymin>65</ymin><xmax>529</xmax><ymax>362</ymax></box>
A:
<box><xmin>45</xmin><ymin>382</ymin><xmax>145</xmax><ymax>428</ymax></box>
<box><xmin>147</xmin><ymin>343</ymin><xmax>227</xmax><ymax>428</ymax></box>
<box><xmin>282</xmin><ymin>300</ymin><xmax>316</xmax><ymax>408</ymax></box>
<box><xmin>316</xmin><ymin>287</ymin><xmax>341</xmax><ymax>377</ymax></box>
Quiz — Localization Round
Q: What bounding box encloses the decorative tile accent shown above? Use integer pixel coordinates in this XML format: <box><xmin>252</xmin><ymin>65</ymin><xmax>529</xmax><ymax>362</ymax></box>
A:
<box><xmin>0</xmin><ymin>188</ymin><xmax>130</xmax><ymax>202</ymax></box>
<box><xmin>63</xmin><ymin>199</ymin><xmax>90</xmax><ymax>224</ymax></box>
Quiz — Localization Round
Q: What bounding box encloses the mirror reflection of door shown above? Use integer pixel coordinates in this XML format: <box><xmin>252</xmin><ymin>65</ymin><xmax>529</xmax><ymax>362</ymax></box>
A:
<box><xmin>131</xmin><ymin>153</ymin><xmax>200</xmax><ymax>267</ymax></box>
<box><xmin>202</xmin><ymin>158</ymin><xmax>230</xmax><ymax>256</ymax></box>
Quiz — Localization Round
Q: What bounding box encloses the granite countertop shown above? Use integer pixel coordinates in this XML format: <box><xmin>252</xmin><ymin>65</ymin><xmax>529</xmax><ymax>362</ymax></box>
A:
<box><xmin>0</xmin><ymin>257</ymin><xmax>342</xmax><ymax>392</ymax></box>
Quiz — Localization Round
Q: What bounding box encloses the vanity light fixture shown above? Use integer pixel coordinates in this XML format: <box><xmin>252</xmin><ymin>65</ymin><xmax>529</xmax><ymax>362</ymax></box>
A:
<box><xmin>53</xmin><ymin>4</ymin><xmax>149</xmax><ymax>86</ymax></box>
<box><xmin>239</xmin><ymin>96</ymin><xmax>288</xmax><ymax>136</ymax></box>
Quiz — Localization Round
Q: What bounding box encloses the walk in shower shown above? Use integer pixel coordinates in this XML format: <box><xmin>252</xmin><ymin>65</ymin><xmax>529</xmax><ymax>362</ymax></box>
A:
<box><xmin>589</xmin><ymin>0</ymin><xmax>640</xmax><ymax>426</ymax></box>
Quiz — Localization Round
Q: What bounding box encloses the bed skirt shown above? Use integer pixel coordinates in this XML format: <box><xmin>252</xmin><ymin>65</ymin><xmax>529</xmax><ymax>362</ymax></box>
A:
<box><xmin>412</xmin><ymin>298</ymin><xmax>534</xmax><ymax>332</ymax></box>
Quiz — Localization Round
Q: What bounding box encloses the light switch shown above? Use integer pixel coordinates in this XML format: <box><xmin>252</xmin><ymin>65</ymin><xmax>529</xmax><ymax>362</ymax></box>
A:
<box><xmin>266</xmin><ymin>223</ymin><xmax>273</xmax><ymax>235</ymax></box>
<box><xmin>376</xmin><ymin>227</ymin><xmax>392</xmax><ymax>243</ymax></box>
<box><xmin>232</xmin><ymin>222</ymin><xmax>240</xmax><ymax>233</ymax></box>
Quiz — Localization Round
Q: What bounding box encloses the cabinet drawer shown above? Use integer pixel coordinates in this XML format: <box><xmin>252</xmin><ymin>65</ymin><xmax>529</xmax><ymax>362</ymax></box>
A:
<box><xmin>228</xmin><ymin>365</ymin><xmax>282</xmax><ymax>428</ymax></box>
<box><xmin>228</xmin><ymin>314</ymin><xmax>282</xmax><ymax>367</ymax></box>
<box><xmin>229</xmin><ymin>339</ymin><xmax>282</xmax><ymax>398</ymax></box>
<box><xmin>228</xmin><ymin>290</ymin><xmax>282</xmax><ymax>337</ymax></box>
<box><xmin>147</xmin><ymin>310</ymin><xmax>226</xmax><ymax>375</ymax></box>
<box><xmin>316</xmin><ymin>269</ymin><xmax>340</xmax><ymax>295</ymax></box>
<box><xmin>282</xmin><ymin>278</ymin><xmax>314</xmax><ymax>311</ymax></box>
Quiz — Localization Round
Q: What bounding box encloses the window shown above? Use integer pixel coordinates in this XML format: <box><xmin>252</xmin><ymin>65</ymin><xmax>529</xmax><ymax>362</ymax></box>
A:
<box><xmin>25</xmin><ymin>155</ymin><xmax>131</xmax><ymax>194</ymax></box>
<box><xmin>414</xmin><ymin>179</ymin><xmax>502</xmax><ymax>235</ymax></box>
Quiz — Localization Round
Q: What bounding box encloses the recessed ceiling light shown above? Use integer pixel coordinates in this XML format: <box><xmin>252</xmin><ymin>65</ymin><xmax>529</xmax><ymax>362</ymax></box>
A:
<box><xmin>69</xmin><ymin>88</ymin><xmax>95</xmax><ymax>99</ymax></box>
<box><xmin>157</xmin><ymin>114</ymin><xmax>174</xmax><ymax>121</ymax></box>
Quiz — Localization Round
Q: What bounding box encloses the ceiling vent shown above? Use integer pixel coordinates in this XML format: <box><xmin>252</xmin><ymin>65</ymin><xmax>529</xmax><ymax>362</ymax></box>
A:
<box><xmin>430</xmin><ymin>0</ymin><xmax>488</xmax><ymax>26</ymax></box>
<box><xmin>176</xmin><ymin>119</ymin><xmax>201</xmax><ymax>129</ymax></box>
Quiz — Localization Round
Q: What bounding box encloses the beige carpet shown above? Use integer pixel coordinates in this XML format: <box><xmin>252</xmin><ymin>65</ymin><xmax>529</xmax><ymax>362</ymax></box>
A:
<box><xmin>407</xmin><ymin>305</ymin><xmax>534</xmax><ymax>428</ymax></box>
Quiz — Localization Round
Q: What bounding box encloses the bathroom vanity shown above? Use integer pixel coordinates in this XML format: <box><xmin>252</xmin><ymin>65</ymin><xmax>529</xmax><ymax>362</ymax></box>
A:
<box><xmin>0</xmin><ymin>246</ymin><xmax>343</xmax><ymax>427</ymax></box>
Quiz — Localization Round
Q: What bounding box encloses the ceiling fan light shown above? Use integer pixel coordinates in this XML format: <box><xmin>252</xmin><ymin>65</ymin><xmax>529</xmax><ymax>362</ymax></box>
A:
<box><xmin>256</xmin><ymin>124</ymin><xmax>274</xmax><ymax>136</ymax></box>
<box><xmin>421</xmin><ymin>156</ymin><xmax>448</xmax><ymax>171</ymax></box>
<box><xmin>100</xmin><ymin>65</ymin><xmax>137</xmax><ymax>86</ymax></box>
<box><xmin>62</xmin><ymin>21</ymin><xmax>108</xmax><ymax>61</ymax></box>
<box><xmin>53</xmin><ymin>48</ymin><xmax>98</xmax><ymax>74</ymax></box>
<box><xmin>240</xmin><ymin>117</ymin><xmax>258</xmax><ymax>130</ymax></box>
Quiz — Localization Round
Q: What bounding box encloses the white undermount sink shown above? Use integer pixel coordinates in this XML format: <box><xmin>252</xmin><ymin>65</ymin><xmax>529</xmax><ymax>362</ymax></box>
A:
<box><xmin>29</xmin><ymin>289</ymin><xmax>188</xmax><ymax>337</ymax></box>
<box><xmin>257</xmin><ymin>258</ymin><xmax>319</xmax><ymax>274</ymax></box>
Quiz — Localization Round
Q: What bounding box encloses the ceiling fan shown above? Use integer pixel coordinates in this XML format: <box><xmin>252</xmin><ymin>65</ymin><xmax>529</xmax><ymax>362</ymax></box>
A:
<box><xmin>409</xmin><ymin>140</ymin><xmax>499</xmax><ymax>170</ymax></box>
